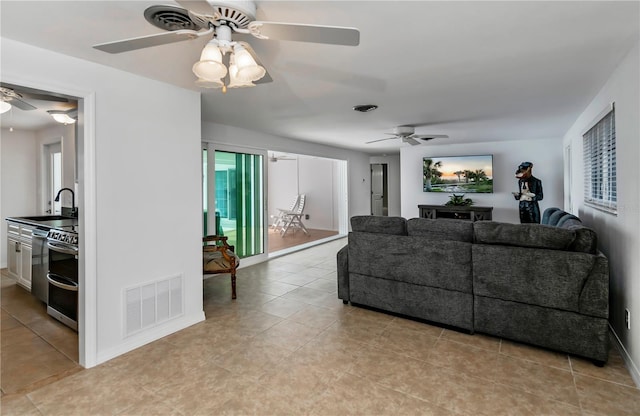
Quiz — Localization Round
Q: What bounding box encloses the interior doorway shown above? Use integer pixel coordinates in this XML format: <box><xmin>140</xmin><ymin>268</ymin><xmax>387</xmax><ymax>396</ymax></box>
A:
<box><xmin>267</xmin><ymin>151</ymin><xmax>344</xmax><ymax>255</ymax></box>
<box><xmin>0</xmin><ymin>82</ymin><xmax>86</xmax><ymax>393</ymax></box>
<box><xmin>203</xmin><ymin>145</ymin><xmax>348</xmax><ymax>262</ymax></box>
<box><xmin>371</xmin><ymin>163</ymin><xmax>388</xmax><ymax>216</ymax></box>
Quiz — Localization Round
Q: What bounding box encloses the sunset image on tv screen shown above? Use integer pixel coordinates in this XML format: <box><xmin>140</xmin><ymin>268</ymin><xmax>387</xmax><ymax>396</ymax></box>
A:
<box><xmin>423</xmin><ymin>155</ymin><xmax>493</xmax><ymax>193</ymax></box>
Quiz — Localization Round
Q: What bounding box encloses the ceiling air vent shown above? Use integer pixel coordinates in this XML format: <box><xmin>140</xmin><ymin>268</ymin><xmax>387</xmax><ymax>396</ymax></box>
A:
<box><xmin>144</xmin><ymin>5</ymin><xmax>201</xmax><ymax>31</ymax></box>
<box><xmin>353</xmin><ymin>104</ymin><xmax>378</xmax><ymax>113</ymax></box>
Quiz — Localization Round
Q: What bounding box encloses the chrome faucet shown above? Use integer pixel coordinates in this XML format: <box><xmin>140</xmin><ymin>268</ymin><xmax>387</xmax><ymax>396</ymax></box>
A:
<box><xmin>54</xmin><ymin>188</ymin><xmax>77</xmax><ymax>217</ymax></box>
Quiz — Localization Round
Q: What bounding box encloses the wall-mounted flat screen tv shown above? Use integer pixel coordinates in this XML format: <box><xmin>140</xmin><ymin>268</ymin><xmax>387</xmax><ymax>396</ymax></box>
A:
<box><xmin>423</xmin><ymin>155</ymin><xmax>493</xmax><ymax>193</ymax></box>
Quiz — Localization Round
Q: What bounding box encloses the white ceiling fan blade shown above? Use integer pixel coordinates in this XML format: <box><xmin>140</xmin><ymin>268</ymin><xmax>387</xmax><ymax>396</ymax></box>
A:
<box><xmin>237</xmin><ymin>41</ymin><xmax>273</xmax><ymax>84</ymax></box>
<box><xmin>413</xmin><ymin>134</ymin><xmax>449</xmax><ymax>140</ymax></box>
<box><xmin>247</xmin><ymin>21</ymin><xmax>360</xmax><ymax>46</ymax></box>
<box><xmin>404</xmin><ymin>137</ymin><xmax>422</xmax><ymax>146</ymax></box>
<box><xmin>7</xmin><ymin>96</ymin><xmax>37</xmax><ymax>111</ymax></box>
<box><xmin>93</xmin><ymin>29</ymin><xmax>204</xmax><ymax>54</ymax></box>
<box><xmin>174</xmin><ymin>0</ymin><xmax>215</xmax><ymax>15</ymax></box>
<box><xmin>366</xmin><ymin>137</ymin><xmax>397</xmax><ymax>144</ymax></box>
<box><xmin>10</xmin><ymin>84</ymin><xmax>70</xmax><ymax>103</ymax></box>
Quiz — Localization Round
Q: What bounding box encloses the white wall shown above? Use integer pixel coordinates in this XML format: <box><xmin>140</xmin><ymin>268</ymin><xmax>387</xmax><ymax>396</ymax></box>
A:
<box><xmin>268</xmin><ymin>156</ymin><xmax>299</xmax><ymax>224</ymax></box>
<box><xmin>370</xmin><ymin>154</ymin><xmax>401</xmax><ymax>217</ymax></box>
<box><xmin>2</xmin><ymin>38</ymin><xmax>203</xmax><ymax>366</ymax></box>
<box><xmin>298</xmin><ymin>157</ymin><xmax>337</xmax><ymax>230</ymax></box>
<box><xmin>563</xmin><ymin>41</ymin><xmax>640</xmax><ymax>385</ymax></box>
<box><xmin>401</xmin><ymin>139</ymin><xmax>564</xmax><ymax>222</ymax></box>
<box><xmin>268</xmin><ymin>155</ymin><xmax>340</xmax><ymax>231</ymax></box>
<box><xmin>1</xmin><ymin>128</ymin><xmax>37</xmax><ymax>268</ymax></box>
<box><xmin>203</xmin><ymin>122</ymin><xmax>372</xmax><ymax>225</ymax></box>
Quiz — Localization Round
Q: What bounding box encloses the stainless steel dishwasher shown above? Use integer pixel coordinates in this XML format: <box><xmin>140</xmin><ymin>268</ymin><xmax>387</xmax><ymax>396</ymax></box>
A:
<box><xmin>31</xmin><ymin>227</ymin><xmax>49</xmax><ymax>303</ymax></box>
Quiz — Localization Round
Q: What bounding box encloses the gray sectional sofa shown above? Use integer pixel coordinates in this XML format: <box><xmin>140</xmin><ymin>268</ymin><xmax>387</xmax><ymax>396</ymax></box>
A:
<box><xmin>337</xmin><ymin>208</ymin><xmax>610</xmax><ymax>364</ymax></box>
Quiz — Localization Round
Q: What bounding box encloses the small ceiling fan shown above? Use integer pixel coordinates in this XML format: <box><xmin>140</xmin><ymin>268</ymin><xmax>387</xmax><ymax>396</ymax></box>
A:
<box><xmin>366</xmin><ymin>126</ymin><xmax>449</xmax><ymax>146</ymax></box>
<box><xmin>269</xmin><ymin>152</ymin><xmax>296</xmax><ymax>162</ymax></box>
<box><xmin>0</xmin><ymin>85</ymin><xmax>69</xmax><ymax>112</ymax></box>
<box><xmin>92</xmin><ymin>0</ymin><xmax>360</xmax><ymax>92</ymax></box>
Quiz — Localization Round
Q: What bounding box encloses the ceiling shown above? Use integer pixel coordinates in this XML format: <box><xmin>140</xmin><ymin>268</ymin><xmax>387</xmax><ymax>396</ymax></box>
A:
<box><xmin>1</xmin><ymin>1</ymin><xmax>638</xmax><ymax>152</ymax></box>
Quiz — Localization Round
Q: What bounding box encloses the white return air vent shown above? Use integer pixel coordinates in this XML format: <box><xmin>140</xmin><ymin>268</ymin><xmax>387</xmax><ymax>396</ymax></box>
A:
<box><xmin>125</xmin><ymin>275</ymin><xmax>183</xmax><ymax>337</ymax></box>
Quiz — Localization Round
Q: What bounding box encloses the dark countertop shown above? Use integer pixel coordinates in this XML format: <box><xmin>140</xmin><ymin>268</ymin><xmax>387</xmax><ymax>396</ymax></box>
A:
<box><xmin>6</xmin><ymin>216</ymin><xmax>78</xmax><ymax>230</ymax></box>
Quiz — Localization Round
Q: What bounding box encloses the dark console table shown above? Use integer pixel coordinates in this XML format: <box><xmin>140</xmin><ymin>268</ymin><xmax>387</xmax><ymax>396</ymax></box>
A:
<box><xmin>418</xmin><ymin>204</ymin><xmax>493</xmax><ymax>221</ymax></box>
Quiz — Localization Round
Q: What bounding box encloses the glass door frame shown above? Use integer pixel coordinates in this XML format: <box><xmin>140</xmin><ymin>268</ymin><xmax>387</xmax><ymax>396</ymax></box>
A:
<box><xmin>203</xmin><ymin>142</ymin><xmax>269</xmax><ymax>267</ymax></box>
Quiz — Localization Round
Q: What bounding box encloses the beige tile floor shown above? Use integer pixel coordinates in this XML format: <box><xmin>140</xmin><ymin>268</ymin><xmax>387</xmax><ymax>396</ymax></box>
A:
<box><xmin>2</xmin><ymin>237</ymin><xmax>639</xmax><ymax>415</ymax></box>
<box><xmin>1</xmin><ymin>271</ymin><xmax>80</xmax><ymax>398</ymax></box>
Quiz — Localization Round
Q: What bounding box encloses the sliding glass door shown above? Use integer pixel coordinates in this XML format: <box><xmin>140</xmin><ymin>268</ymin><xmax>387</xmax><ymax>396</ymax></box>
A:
<box><xmin>204</xmin><ymin>143</ymin><xmax>266</xmax><ymax>260</ymax></box>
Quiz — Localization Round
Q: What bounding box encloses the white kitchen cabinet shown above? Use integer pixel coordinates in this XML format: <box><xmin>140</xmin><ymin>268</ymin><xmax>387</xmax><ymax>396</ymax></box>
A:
<box><xmin>6</xmin><ymin>222</ymin><xmax>34</xmax><ymax>290</ymax></box>
<box><xmin>7</xmin><ymin>236</ymin><xmax>20</xmax><ymax>279</ymax></box>
<box><xmin>19</xmin><ymin>242</ymin><xmax>33</xmax><ymax>289</ymax></box>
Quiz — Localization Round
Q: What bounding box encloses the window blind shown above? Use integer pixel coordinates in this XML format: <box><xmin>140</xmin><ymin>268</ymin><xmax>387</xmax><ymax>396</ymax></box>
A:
<box><xmin>583</xmin><ymin>109</ymin><xmax>616</xmax><ymax>213</ymax></box>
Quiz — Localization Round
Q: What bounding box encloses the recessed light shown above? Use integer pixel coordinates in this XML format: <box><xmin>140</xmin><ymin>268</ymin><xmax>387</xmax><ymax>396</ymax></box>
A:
<box><xmin>353</xmin><ymin>104</ymin><xmax>378</xmax><ymax>113</ymax></box>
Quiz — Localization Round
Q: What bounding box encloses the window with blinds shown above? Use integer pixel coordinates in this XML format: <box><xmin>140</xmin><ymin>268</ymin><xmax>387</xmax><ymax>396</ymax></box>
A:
<box><xmin>583</xmin><ymin>108</ymin><xmax>616</xmax><ymax>213</ymax></box>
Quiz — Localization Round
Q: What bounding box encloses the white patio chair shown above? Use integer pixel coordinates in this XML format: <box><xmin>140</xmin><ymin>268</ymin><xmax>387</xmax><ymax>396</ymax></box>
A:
<box><xmin>272</xmin><ymin>194</ymin><xmax>300</xmax><ymax>231</ymax></box>
<box><xmin>280</xmin><ymin>194</ymin><xmax>309</xmax><ymax>237</ymax></box>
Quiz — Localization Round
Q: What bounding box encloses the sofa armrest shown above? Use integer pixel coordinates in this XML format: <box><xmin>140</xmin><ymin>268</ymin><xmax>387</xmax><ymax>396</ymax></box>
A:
<box><xmin>579</xmin><ymin>252</ymin><xmax>609</xmax><ymax>318</ymax></box>
<box><xmin>337</xmin><ymin>244</ymin><xmax>349</xmax><ymax>301</ymax></box>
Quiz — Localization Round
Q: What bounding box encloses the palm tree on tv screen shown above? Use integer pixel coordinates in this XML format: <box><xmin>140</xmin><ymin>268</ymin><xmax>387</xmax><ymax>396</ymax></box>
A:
<box><xmin>474</xmin><ymin>169</ymin><xmax>488</xmax><ymax>183</ymax></box>
<box><xmin>423</xmin><ymin>159</ymin><xmax>443</xmax><ymax>191</ymax></box>
<box><xmin>463</xmin><ymin>170</ymin><xmax>473</xmax><ymax>183</ymax></box>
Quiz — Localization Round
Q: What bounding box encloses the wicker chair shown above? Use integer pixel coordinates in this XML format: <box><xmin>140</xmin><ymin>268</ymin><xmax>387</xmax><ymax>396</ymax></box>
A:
<box><xmin>203</xmin><ymin>235</ymin><xmax>239</xmax><ymax>299</ymax></box>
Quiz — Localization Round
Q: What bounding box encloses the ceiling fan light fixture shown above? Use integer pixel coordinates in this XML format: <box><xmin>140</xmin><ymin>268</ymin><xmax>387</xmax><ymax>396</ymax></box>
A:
<box><xmin>195</xmin><ymin>78</ymin><xmax>224</xmax><ymax>89</ymax></box>
<box><xmin>233</xmin><ymin>44</ymin><xmax>265</xmax><ymax>82</ymax></box>
<box><xmin>0</xmin><ymin>101</ymin><xmax>11</xmax><ymax>114</ymax></box>
<box><xmin>228</xmin><ymin>63</ymin><xmax>255</xmax><ymax>88</ymax></box>
<box><xmin>47</xmin><ymin>110</ymin><xmax>76</xmax><ymax>125</ymax></box>
<box><xmin>193</xmin><ymin>40</ymin><xmax>227</xmax><ymax>81</ymax></box>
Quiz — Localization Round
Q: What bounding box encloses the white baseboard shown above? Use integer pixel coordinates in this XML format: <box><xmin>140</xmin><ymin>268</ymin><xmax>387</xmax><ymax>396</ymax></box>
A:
<box><xmin>610</xmin><ymin>326</ymin><xmax>640</xmax><ymax>388</ymax></box>
<box><xmin>94</xmin><ymin>311</ymin><xmax>205</xmax><ymax>366</ymax></box>
<box><xmin>268</xmin><ymin>233</ymin><xmax>347</xmax><ymax>260</ymax></box>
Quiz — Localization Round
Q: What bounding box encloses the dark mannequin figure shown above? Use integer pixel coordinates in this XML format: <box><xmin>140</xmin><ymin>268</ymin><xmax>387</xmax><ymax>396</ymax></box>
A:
<box><xmin>513</xmin><ymin>162</ymin><xmax>543</xmax><ymax>223</ymax></box>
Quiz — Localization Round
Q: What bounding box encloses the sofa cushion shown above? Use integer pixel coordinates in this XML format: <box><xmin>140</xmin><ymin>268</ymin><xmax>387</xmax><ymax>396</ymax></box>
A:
<box><xmin>350</xmin><ymin>216</ymin><xmax>407</xmax><ymax>235</ymax></box>
<box><xmin>474</xmin><ymin>222</ymin><xmax>576</xmax><ymax>251</ymax></box>
<box><xmin>472</xmin><ymin>244</ymin><xmax>596</xmax><ymax>313</ymax></box>
<box><xmin>568</xmin><ymin>225</ymin><xmax>598</xmax><ymax>254</ymax></box>
<box><xmin>542</xmin><ymin>207</ymin><xmax>562</xmax><ymax>225</ymax></box>
<box><xmin>348</xmin><ymin>232</ymin><xmax>472</xmax><ymax>293</ymax></box>
<box><xmin>559</xmin><ymin>218</ymin><xmax>583</xmax><ymax>229</ymax></box>
<box><xmin>407</xmin><ymin>218</ymin><xmax>474</xmax><ymax>242</ymax></box>
<box><xmin>557</xmin><ymin>214</ymin><xmax>582</xmax><ymax>228</ymax></box>
<box><xmin>548</xmin><ymin>210</ymin><xmax>568</xmax><ymax>227</ymax></box>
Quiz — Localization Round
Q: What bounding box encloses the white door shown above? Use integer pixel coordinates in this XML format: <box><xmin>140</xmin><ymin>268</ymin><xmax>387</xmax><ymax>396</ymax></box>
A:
<box><xmin>371</xmin><ymin>163</ymin><xmax>387</xmax><ymax>216</ymax></box>
<box><xmin>45</xmin><ymin>142</ymin><xmax>63</xmax><ymax>214</ymax></box>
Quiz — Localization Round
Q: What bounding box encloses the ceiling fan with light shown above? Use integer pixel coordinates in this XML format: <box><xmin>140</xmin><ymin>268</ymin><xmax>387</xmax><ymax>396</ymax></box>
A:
<box><xmin>269</xmin><ymin>152</ymin><xmax>296</xmax><ymax>162</ymax></box>
<box><xmin>93</xmin><ymin>0</ymin><xmax>360</xmax><ymax>93</ymax></box>
<box><xmin>366</xmin><ymin>126</ymin><xmax>449</xmax><ymax>146</ymax></box>
<box><xmin>0</xmin><ymin>85</ymin><xmax>69</xmax><ymax>113</ymax></box>
<box><xmin>1</xmin><ymin>84</ymin><xmax>76</xmax><ymax>124</ymax></box>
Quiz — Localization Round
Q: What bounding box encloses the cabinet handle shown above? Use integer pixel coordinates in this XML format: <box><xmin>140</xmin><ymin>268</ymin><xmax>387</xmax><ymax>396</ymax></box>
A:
<box><xmin>15</xmin><ymin>242</ymin><xmax>21</xmax><ymax>253</ymax></box>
